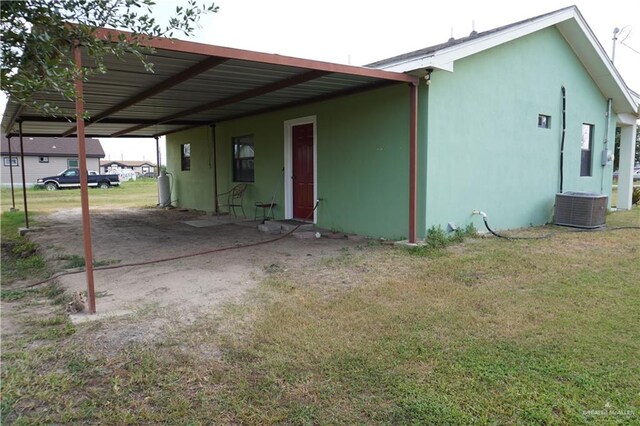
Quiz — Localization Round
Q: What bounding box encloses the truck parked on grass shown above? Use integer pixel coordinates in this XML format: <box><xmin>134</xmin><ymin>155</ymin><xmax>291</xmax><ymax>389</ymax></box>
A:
<box><xmin>35</xmin><ymin>168</ymin><xmax>120</xmax><ymax>190</ymax></box>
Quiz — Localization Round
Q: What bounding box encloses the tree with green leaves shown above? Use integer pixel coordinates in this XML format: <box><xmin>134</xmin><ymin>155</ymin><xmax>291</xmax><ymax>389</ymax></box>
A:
<box><xmin>1</xmin><ymin>0</ymin><xmax>217</xmax><ymax>116</ymax></box>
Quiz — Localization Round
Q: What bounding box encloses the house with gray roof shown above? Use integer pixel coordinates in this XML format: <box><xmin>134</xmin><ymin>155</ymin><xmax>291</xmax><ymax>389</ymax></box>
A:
<box><xmin>0</xmin><ymin>134</ymin><xmax>105</xmax><ymax>187</ymax></box>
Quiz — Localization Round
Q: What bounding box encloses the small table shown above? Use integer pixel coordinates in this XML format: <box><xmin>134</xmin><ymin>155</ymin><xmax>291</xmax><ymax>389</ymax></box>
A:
<box><xmin>254</xmin><ymin>202</ymin><xmax>277</xmax><ymax>221</ymax></box>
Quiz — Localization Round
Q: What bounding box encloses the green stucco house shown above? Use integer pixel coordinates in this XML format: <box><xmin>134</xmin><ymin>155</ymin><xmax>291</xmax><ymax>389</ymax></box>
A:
<box><xmin>165</xmin><ymin>6</ymin><xmax>639</xmax><ymax>241</ymax></box>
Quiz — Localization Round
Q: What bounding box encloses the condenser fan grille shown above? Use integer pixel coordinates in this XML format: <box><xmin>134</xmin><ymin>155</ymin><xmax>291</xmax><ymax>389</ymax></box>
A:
<box><xmin>554</xmin><ymin>192</ymin><xmax>607</xmax><ymax>229</ymax></box>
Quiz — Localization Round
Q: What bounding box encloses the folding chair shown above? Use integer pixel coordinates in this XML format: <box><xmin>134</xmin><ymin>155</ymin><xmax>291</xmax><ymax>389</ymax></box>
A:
<box><xmin>217</xmin><ymin>184</ymin><xmax>248</xmax><ymax>217</ymax></box>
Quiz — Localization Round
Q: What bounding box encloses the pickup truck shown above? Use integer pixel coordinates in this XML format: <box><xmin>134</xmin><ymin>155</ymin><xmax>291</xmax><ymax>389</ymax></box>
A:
<box><xmin>36</xmin><ymin>168</ymin><xmax>120</xmax><ymax>190</ymax></box>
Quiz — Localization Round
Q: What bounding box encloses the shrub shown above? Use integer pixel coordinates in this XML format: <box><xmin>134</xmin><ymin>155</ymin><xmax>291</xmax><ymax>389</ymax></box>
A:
<box><xmin>407</xmin><ymin>224</ymin><xmax>477</xmax><ymax>257</ymax></box>
<box><xmin>633</xmin><ymin>187</ymin><xmax>640</xmax><ymax>205</ymax></box>
<box><xmin>425</xmin><ymin>226</ymin><xmax>449</xmax><ymax>249</ymax></box>
<box><xmin>10</xmin><ymin>238</ymin><xmax>38</xmax><ymax>259</ymax></box>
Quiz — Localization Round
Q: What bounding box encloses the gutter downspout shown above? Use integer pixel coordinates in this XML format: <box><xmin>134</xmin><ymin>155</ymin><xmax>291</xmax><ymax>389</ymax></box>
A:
<box><xmin>601</xmin><ymin>98</ymin><xmax>612</xmax><ymax>194</ymax></box>
<box><xmin>559</xmin><ymin>86</ymin><xmax>566</xmax><ymax>193</ymax></box>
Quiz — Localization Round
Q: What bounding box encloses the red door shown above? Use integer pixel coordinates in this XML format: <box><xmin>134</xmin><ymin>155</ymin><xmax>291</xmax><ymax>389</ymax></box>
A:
<box><xmin>292</xmin><ymin>123</ymin><xmax>314</xmax><ymax>220</ymax></box>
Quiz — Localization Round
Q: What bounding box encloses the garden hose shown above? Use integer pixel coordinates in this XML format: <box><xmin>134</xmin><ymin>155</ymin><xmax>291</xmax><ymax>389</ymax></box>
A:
<box><xmin>19</xmin><ymin>201</ymin><xmax>322</xmax><ymax>289</ymax></box>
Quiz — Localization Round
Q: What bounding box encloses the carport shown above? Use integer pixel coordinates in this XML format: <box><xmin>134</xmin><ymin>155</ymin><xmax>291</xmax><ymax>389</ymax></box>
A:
<box><xmin>1</xmin><ymin>28</ymin><xmax>420</xmax><ymax>313</ymax></box>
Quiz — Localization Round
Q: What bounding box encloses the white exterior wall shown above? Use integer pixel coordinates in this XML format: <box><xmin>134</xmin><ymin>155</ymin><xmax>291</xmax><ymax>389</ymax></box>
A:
<box><xmin>0</xmin><ymin>156</ymin><xmax>101</xmax><ymax>187</ymax></box>
<box><xmin>101</xmin><ymin>164</ymin><xmax>155</xmax><ymax>175</ymax></box>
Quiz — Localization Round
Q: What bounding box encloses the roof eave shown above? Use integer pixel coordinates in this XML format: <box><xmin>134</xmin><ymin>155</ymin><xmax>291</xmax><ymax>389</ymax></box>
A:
<box><xmin>557</xmin><ymin>9</ymin><xmax>638</xmax><ymax>115</ymax></box>
<box><xmin>0</xmin><ymin>152</ymin><xmax>104</xmax><ymax>157</ymax></box>
<box><xmin>371</xmin><ymin>6</ymin><xmax>638</xmax><ymax>115</ymax></box>
<box><xmin>370</xmin><ymin>8</ymin><xmax>579</xmax><ymax>72</ymax></box>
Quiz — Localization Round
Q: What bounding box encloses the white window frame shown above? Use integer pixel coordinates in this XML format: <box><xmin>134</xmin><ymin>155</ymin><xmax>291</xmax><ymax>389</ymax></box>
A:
<box><xmin>283</xmin><ymin>115</ymin><xmax>317</xmax><ymax>223</ymax></box>
<box><xmin>3</xmin><ymin>157</ymin><xmax>18</xmax><ymax>167</ymax></box>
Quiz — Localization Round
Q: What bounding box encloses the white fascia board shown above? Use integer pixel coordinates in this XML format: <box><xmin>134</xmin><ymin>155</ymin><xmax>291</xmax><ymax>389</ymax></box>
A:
<box><xmin>629</xmin><ymin>90</ymin><xmax>640</xmax><ymax>113</ymax></box>
<box><xmin>379</xmin><ymin>8</ymin><xmax>577</xmax><ymax>74</ymax></box>
<box><xmin>566</xmin><ymin>10</ymin><xmax>638</xmax><ymax>112</ymax></box>
<box><xmin>380</xmin><ymin>6</ymin><xmax>639</xmax><ymax>114</ymax></box>
<box><xmin>384</xmin><ymin>59</ymin><xmax>454</xmax><ymax>73</ymax></box>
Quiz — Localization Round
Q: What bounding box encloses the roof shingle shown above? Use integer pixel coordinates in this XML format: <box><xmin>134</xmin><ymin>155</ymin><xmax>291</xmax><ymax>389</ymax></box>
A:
<box><xmin>0</xmin><ymin>134</ymin><xmax>105</xmax><ymax>157</ymax></box>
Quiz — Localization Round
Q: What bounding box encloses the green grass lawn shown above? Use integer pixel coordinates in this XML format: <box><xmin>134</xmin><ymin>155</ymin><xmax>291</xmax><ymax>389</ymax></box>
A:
<box><xmin>0</xmin><ymin>178</ymin><xmax>158</xmax><ymax>214</ymax></box>
<box><xmin>0</xmin><ymin>179</ymin><xmax>158</xmax><ymax>285</ymax></box>
<box><xmin>1</xmin><ymin>206</ymin><xmax>639</xmax><ymax>424</ymax></box>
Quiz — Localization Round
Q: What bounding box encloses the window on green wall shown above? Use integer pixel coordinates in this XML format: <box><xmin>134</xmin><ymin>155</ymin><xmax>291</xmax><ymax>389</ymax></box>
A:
<box><xmin>181</xmin><ymin>144</ymin><xmax>191</xmax><ymax>171</ymax></box>
<box><xmin>232</xmin><ymin>135</ymin><xmax>254</xmax><ymax>182</ymax></box>
<box><xmin>538</xmin><ymin>114</ymin><xmax>551</xmax><ymax>129</ymax></box>
<box><xmin>580</xmin><ymin>123</ymin><xmax>593</xmax><ymax>177</ymax></box>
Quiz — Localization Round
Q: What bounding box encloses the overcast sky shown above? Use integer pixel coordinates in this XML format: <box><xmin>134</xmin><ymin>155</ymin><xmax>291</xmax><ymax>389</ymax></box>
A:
<box><xmin>2</xmin><ymin>0</ymin><xmax>639</xmax><ymax>163</ymax></box>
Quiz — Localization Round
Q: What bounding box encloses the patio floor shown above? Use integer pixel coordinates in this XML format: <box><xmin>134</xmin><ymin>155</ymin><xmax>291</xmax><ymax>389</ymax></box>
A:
<box><xmin>29</xmin><ymin>207</ymin><xmax>360</xmax><ymax>318</ymax></box>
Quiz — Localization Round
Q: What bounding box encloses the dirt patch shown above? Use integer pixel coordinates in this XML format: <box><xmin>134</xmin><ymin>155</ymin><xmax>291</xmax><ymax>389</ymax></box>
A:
<box><xmin>1</xmin><ymin>301</ymin><xmax>24</xmax><ymax>338</ymax></box>
<box><xmin>26</xmin><ymin>207</ymin><xmax>361</xmax><ymax>340</ymax></box>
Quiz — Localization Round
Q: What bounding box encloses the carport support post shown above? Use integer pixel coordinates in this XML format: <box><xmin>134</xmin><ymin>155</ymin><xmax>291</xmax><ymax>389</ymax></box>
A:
<box><xmin>155</xmin><ymin>136</ymin><xmax>161</xmax><ymax>205</ymax></box>
<box><xmin>75</xmin><ymin>45</ymin><xmax>97</xmax><ymax>314</ymax></box>
<box><xmin>210</xmin><ymin>124</ymin><xmax>219</xmax><ymax>213</ymax></box>
<box><xmin>408</xmin><ymin>82</ymin><xmax>418</xmax><ymax>244</ymax></box>
<box><xmin>7</xmin><ymin>135</ymin><xmax>16</xmax><ymax>211</ymax></box>
<box><xmin>18</xmin><ymin>122</ymin><xmax>29</xmax><ymax>228</ymax></box>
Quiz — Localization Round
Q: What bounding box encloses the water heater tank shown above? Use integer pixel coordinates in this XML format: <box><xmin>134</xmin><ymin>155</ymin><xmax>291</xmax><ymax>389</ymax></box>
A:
<box><xmin>158</xmin><ymin>172</ymin><xmax>171</xmax><ymax>207</ymax></box>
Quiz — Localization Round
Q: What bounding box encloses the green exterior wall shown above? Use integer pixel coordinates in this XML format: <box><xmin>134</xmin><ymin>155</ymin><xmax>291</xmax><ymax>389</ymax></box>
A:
<box><xmin>166</xmin><ymin>126</ymin><xmax>215</xmax><ymax>212</ymax></box>
<box><xmin>425</xmin><ymin>26</ymin><xmax>616</xmax><ymax>231</ymax></box>
<box><xmin>167</xmin><ymin>85</ymin><xmax>421</xmax><ymax>239</ymax></box>
<box><xmin>168</xmin><ymin>26</ymin><xmax>618</xmax><ymax>239</ymax></box>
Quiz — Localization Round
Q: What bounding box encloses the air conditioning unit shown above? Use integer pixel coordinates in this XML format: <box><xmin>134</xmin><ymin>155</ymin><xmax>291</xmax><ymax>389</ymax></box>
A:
<box><xmin>554</xmin><ymin>192</ymin><xmax>607</xmax><ymax>228</ymax></box>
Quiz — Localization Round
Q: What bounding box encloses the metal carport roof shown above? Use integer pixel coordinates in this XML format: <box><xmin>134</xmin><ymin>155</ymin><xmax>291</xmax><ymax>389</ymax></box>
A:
<box><xmin>2</xmin><ymin>28</ymin><xmax>418</xmax><ymax>138</ymax></box>
<box><xmin>2</xmin><ymin>28</ymin><xmax>420</xmax><ymax>313</ymax></box>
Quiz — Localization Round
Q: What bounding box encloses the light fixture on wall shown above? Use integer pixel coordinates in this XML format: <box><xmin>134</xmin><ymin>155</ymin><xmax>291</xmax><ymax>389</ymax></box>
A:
<box><xmin>424</xmin><ymin>69</ymin><xmax>433</xmax><ymax>85</ymax></box>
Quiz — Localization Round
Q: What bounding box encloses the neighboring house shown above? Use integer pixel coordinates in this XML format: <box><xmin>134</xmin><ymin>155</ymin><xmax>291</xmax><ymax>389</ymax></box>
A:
<box><xmin>100</xmin><ymin>160</ymin><xmax>156</xmax><ymax>175</ymax></box>
<box><xmin>164</xmin><ymin>6</ymin><xmax>638</xmax><ymax>239</ymax></box>
<box><xmin>0</xmin><ymin>134</ymin><xmax>105</xmax><ymax>187</ymax></box>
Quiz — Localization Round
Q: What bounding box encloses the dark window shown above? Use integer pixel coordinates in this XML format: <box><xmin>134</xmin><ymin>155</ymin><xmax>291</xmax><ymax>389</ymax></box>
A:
<box><xmin>538</xmin><ymin>114</ymin><xmax>551</xmax><ymax>129</ymax></box>
<box><xmin>39</xmin><ymin>156</ymin><xmax>49</xmax><ymax>163</ymax></box>
<box><xmin>232</xmin><ymin>135</ymin><xmax>255</xmax><ymax>182</ymax></box>
<box><xmin>3</xmin><ymin>157</ymin><xmax>18</xmax><ymax>166</ymax></box>
<box><xmin>67</xmin><ymin>158</ymin><xmax>79</xmax><ymax>168</ymax></box>
<box><xmin>580</xmin><ymin>124</ymin><xmax>593</xmax><ymax>177</ymax></box>
<box><xmin>181</xmin><ymin>144</ymin><xmax>191</xmax><ymax>171</ymax></box>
